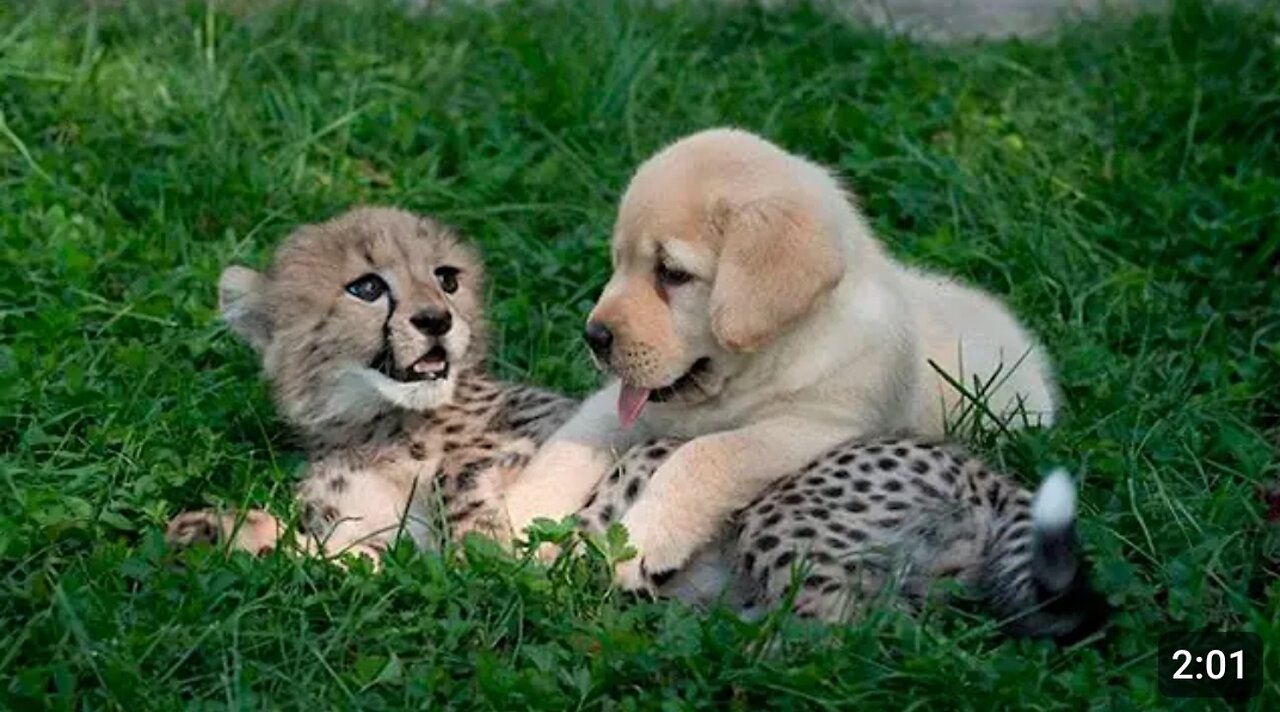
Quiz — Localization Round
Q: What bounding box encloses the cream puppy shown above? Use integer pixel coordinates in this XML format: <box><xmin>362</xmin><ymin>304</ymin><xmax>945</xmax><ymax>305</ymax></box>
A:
<box><xmin>503</xmin><ymin>128</ymin><xmax>1057</xmax><ymax>588</ymax></box>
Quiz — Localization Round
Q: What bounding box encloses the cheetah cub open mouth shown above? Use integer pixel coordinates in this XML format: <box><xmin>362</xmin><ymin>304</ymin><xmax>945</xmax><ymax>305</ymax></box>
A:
<box><xmin>406</xmin><ymin>344</ymin><xmax>450</xmax><ymax>381</ymax></box>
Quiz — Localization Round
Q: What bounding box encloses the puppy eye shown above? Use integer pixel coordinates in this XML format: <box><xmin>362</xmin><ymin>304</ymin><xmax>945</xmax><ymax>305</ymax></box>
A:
<box><xmin>656</xmin><ymin>262</ymin><xmax>694</xmax><ymax>288</ymax></box>
<box><xmin>345</xmin><ymin>273</ymin><xmax>389</xmax><ymax>302</ymax></box>
<box><xmin>434</xmin><ymin>266</ymin><xmax>460</xmax><ymax>294</ymax></box>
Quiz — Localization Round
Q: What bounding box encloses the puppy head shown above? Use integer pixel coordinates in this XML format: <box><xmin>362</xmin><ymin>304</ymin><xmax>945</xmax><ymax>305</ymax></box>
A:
<box><xmin>587</xmin><ymin>129</ymin><xmax>847</xmax><ymax>412</ymax></box>
<box><xmin>219</xmin><ymin>207</ymin><xmax>487</xmax><ymax>434</ymax></box>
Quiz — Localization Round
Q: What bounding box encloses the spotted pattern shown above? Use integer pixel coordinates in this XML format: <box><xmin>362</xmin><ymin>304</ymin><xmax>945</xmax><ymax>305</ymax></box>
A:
<box><xmin>582</xmin><ymin>436</ymin><xmax>1090</xmax><ymax>632</ymax></box>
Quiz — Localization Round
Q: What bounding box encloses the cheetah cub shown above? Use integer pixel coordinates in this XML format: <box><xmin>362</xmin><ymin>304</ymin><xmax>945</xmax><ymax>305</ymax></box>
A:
<box><xmin>584</xmin><ymin>438</ymin><xmax>1108</xmax><ymax>642</ymax></box>
<box><xmin>166</xmin><ymin>207</ymin><xmax>577</xmax><ymax>560</ymax></box>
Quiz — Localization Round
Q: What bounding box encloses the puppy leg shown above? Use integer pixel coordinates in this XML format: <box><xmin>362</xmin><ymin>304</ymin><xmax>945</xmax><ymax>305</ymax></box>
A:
<box><xmin>502</xmin><ymin>382</ymin><xmax>642</xmax><ymax>543</ymax></box>
<box><xmin>576</xmin><ymin>438</ymin><xmax>683</xmax><ymax>536</ymax></box>
<box><xmin>613</xmin><ymin>417</ymin><xmax>855</xmax><ymax>591</ymax></box>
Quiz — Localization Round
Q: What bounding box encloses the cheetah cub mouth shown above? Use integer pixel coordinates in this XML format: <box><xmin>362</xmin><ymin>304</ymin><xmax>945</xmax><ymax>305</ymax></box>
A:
<box><xmin>372</xmin><ymin>337</ymin><xmax>454</xmax><ymax>384</ymax></box>
<box><xmin>405</xmin><ymin>344</ymin><xmax>450</xmax><ymax>382</ymax></box>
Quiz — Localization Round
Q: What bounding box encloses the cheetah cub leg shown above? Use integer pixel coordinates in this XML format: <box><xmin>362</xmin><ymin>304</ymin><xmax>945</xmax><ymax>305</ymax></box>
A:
<box><xmin>166</xmin><ymin>461</ymin><xmax>415</xmax><ymax>568</ymax></box>
<box><xmin>290</xmin><ymin>463</ymin><xmax>418</xmax><ymax>567</ymax></box>
<box><xmin>166</xmin><ymin>508</ymin><xmax>297</xmax><ymax>556</ymax></box>
<box><xmin>450</xmin><ymin>440</ymin><xmax>540</xmax><ymax>548</ymax></box>
<box><xmin>164</xmin><ymin>505</ymin><xmax>387</xmax><ymax>567</ymax></box>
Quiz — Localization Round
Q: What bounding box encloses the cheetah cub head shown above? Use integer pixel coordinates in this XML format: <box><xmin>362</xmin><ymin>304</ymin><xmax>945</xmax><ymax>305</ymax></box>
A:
<box><xmin>219</xmin><ymin>207</ymin><xmax>487</xmax><ymax>436</ymax></box>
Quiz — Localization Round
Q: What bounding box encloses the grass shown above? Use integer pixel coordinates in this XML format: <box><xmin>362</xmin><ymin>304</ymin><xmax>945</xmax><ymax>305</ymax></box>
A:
<box><xmin>1</xmin><ymin>0</ymin><xmax>1278</xmax><ymax>708</ymax></box>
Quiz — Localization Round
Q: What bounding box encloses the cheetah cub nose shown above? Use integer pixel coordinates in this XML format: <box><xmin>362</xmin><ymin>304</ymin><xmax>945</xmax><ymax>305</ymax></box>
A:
<box><xmin>411</xmin><ymin>308</ymin><xmax>452</xmax><ymax>336</ymax></box>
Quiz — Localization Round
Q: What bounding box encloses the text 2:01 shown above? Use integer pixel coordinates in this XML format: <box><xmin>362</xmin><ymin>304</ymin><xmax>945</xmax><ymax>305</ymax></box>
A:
<box><xmin>1171</xmin><ymin>649</ymin><xmax>1243</xmax><ymax>680</ymax></box>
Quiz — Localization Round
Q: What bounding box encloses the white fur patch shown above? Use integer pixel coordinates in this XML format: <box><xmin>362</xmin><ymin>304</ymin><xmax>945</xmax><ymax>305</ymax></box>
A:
<box><xmin>1031</xmin><ymin>468</ymin><xmax>1076</xmax><ymax>531</ymax></box>
<box><xmin>363</xmin><ymin>369</ymin><xmax>455</xmax><ymax>412</ymax></box>
<box><xmin>320</xmin><ymin>366</ymin><xmax>455</xmax><ymax>421</ymax></box>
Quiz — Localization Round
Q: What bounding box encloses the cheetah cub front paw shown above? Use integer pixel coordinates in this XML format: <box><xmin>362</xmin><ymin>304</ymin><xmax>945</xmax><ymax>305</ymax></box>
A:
<box><xmin>165</xmin><ymin>509</ymin><xmax>285</xmax><ymax>556</ymax></box>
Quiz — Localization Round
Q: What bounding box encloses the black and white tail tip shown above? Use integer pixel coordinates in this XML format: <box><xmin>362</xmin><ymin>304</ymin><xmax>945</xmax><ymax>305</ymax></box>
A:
<box><xmin>1032</xmin><ymin>469</ymin><xmax>1076</xmax><ymax>532</ymax></box>
<box><xmin>1015</xmin><ymin>469</ymin><xmax>1110</xmax><ymax>643</ymax></box>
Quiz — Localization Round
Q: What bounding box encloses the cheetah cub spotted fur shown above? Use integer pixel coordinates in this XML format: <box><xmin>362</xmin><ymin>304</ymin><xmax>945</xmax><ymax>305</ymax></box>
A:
<box><xmin>167</xmin><ymin>207</ymin><xmax>578</xmax><ymax>560</ymax></box>
<box><xmin>585</xmin><ymin>437</ymin><xmax>1108</xmax><ymax>641</ymax></box>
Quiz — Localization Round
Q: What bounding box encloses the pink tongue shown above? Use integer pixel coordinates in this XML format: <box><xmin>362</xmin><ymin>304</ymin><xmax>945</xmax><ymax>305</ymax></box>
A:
<box><xmin>617</xmin><ymin>384</ymin><xmax>651</xmax><ymax>430</ymax></box>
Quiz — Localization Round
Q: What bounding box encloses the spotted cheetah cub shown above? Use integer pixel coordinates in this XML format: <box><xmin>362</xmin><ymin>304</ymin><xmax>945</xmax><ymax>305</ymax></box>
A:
<box><xmin>584</xmin><ymin>437</ymin><xmax>1108</xmax><ymax>641</ymax></box>
<box><xmin>166</xmin><ymin>207</ymin><xmax>576</xmax><ymax>560</ymax></box>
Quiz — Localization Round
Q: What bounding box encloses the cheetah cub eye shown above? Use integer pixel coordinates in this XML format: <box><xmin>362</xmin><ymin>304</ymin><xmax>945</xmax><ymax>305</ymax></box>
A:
<box><xmin>434</xmin><ymin>266</ymin><xmax>460</xmax><ymax>294</ymax></box>
<box><xmin>346</xmin><ymin>274</ymin><xmax>389</xmax><ymax>302</ymax></box>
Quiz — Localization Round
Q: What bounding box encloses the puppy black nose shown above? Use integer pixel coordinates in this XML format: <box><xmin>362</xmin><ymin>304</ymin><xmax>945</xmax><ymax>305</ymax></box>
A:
<box><xmin>411</xmin><ymin>307</ymin><xmax>452</xmax><ymax>336</ymax></box>
<box><xmin>583</xmin><ymin>321</ymin><xmax>613</xmax><ymax>356</ymax></box>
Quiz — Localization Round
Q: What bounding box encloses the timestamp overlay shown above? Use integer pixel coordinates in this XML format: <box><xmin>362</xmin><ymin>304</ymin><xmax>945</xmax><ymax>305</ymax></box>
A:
<box><xmin>1158</xmin><ymin>632</ymin><xmax>1263</xmax><ymax>699</ymax></box>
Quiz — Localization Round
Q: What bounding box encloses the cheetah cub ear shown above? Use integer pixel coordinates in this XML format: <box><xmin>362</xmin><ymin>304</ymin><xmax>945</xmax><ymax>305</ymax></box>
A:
<box><xmin>219</xmin><ymin>265</ymin><xmax>272</xmax><ymax>352</ymax></box>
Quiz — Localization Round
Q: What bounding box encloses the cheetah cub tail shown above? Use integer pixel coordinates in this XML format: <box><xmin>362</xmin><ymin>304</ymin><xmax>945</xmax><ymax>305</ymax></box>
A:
<box><xmin>987</xmin><ymin>469</ymin><xmax>1109</xmax><ymax>643</ymax></box>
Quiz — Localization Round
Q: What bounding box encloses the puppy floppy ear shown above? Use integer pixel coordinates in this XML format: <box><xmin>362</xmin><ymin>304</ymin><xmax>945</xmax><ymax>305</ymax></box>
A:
<box><xmin>219</xmin><ymin>266</ymin><xmax>273</xmax><ymax>351</ymax></box>
<box><xmin>709</xmin><ymin>199</ymin><xmax>845</xmax><ymax>352</ymax></box>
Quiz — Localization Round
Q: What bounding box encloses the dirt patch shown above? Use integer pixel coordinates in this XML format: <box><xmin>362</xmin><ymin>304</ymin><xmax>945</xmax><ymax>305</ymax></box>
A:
<box><xmin>822</xmin><ymin>0</ymin><xmax>1167</xmax><ymax>41</ymax></box>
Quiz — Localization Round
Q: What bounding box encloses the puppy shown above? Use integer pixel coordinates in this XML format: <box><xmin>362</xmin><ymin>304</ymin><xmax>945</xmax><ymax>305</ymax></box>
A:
<box><xmin>503</xmin><ymin>128</ymin><xmax>1057</xmax><ymax>589</ymax></box>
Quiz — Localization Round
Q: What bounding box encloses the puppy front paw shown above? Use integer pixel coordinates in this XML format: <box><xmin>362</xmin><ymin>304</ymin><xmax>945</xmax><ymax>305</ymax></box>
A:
<box><xmin>614</xmin><ymin>556</ymin><xmax>649</xmax><ymax>592</ymax></box>
<box><xmin>613</xmin><ymin>510</ymin><xmax>691</xmax><ymax>592</ymax></box>
<box><xmin>615</xmin><ymin>555</ymin><xmax>680</xmax><ymax>594</ymax></box>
